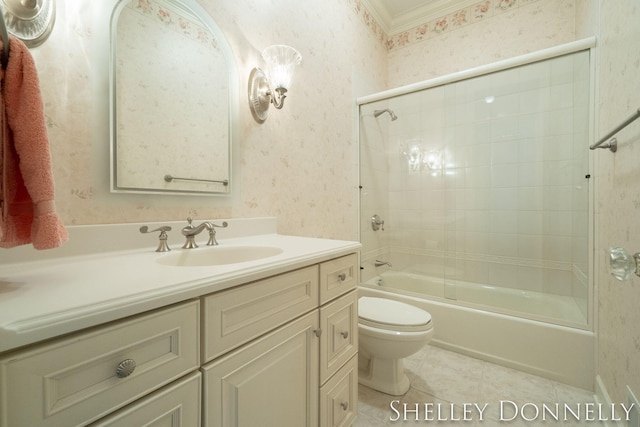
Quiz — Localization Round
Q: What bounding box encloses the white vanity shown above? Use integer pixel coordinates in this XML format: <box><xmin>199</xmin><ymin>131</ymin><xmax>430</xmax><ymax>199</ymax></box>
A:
<box><xmin>0</xmin><ymin>218</ymin><xmax>360</xmax><ymax>427</ymax></box>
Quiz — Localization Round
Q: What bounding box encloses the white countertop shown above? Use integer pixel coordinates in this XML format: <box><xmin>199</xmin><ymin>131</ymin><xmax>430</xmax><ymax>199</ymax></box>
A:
<box><xmin>0</xmin><ymin>218</ymin><xmax>361</xmax><ymax>353</ymax></box>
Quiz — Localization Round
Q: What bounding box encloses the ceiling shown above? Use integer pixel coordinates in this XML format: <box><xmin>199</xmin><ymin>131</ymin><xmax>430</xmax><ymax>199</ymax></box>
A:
<box><xmin>365</xmin><ymin>0</ymin><xmax>477</xmax><ymax>35</ymax></box>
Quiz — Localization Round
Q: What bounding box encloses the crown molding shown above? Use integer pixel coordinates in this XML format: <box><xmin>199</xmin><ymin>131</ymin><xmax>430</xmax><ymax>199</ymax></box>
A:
<box><xmin>367</xmin><ymin>0</ymin><xmax>481</xmax><ymax>36</ymax></box>
<box><xmin>360</xmin><ymin>0</ymin><xmax>392</xmax><ymax>35</ymax></box>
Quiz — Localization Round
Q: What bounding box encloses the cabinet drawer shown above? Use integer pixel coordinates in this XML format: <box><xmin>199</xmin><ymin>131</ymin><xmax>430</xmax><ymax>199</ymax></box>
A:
<box><xmin>202</xmin><ymin>265</ymin><xmax>319</xmax><ymax>362</ymax></box>
<box><xmin>0</xmin><ymin>301</ymin><xmax>199</xmax><ymax>427</ymax></box>
<box><xmin>319</xmin><ymin>253</ymin><xmax>358</xmax><ymax>304</ymax></box>
<box><xmin>320</xmin><ymin>290</ymin><xmax>358</xmax><ymax>383</ymax></box>
<box><xmin>89</xmin><ymin>371</ymin><xmax>201</xmax><ymax>427</ymax></box>
<box><xmin>320</xmin><ymin>355</ymin><xmax>358</xmax><ymax>427</ymax></box>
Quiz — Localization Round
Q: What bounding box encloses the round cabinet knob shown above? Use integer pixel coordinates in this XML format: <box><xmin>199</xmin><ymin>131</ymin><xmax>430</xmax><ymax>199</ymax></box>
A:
<box><xmin>115</xmin><ymin>359</ymin><xmax>137</xmax><ymax>378</ymax></box>
<box><xmin>337</xmin><ymin>273</ymin><xmax>346</xmax><ymax>282</ymax></box>
<box><xmin>340</xmin><ymin>402</ymin><xmax>349</xmax><ymax>411</ymax></box>
<box><xmin>340</xmin><ymin>331</ymin><xmax>349</xmax><ymax>339</ymax></box>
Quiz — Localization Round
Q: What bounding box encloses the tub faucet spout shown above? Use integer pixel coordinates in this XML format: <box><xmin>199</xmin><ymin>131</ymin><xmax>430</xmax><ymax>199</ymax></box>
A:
<box><xmin>374</xmin><ymin>260</ymin><xmax>392</xmax><ymax>267</ymax></box>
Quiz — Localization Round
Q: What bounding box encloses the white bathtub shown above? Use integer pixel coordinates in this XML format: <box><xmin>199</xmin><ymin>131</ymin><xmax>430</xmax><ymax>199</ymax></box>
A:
<box><xmin>372</xmin><ymin>270</ymin><xmax>588</xmax><ymax>326</ymax></box>
<box><xmin>360</xmin><ymin>273</ymin><xmax>595</xmax><ymax>390</ymax></box>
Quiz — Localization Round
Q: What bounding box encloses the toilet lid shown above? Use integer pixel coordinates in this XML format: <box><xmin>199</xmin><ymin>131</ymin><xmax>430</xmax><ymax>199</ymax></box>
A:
<box><xmin>359</xmin><ymin>297</ymin><xmax>432</xmax><ymax>328</ymax></box>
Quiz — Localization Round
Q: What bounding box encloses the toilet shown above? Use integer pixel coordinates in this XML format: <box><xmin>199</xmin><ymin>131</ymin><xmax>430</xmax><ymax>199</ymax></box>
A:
<box><xmin>358</xmin><ymin>296</ymin><xmax>434</xmax><ymax>395</ymax></box>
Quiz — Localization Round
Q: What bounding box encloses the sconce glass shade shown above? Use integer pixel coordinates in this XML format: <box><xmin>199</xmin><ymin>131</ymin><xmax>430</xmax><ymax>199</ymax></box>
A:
<box><xmin>261</xmin><ymin>45</ymin><xmax>302</xmax><ymax>91</ymax></box>
<box><xmin>248</xmin><ymin>45</ymin><xmax>302</xmax><ymax>123</ymax></box>
<box><xmin>1</xmin><ymin>0</ymin><xmax>56</xmax><ymax>47</ymax></box>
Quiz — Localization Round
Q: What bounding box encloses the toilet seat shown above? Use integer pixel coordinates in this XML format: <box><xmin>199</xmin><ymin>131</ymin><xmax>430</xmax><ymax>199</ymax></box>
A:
<box><xmin>359</xmin><ymin>297</ymin><xmax>432</xmax><ymax>333</ymax></box>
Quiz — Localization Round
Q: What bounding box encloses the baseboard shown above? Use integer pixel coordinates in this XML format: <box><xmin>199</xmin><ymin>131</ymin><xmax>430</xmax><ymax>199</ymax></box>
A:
<box><xmin>595</xmin><ymin>375</ymin><xmax>626</xmax><ymax>427</ymax></box>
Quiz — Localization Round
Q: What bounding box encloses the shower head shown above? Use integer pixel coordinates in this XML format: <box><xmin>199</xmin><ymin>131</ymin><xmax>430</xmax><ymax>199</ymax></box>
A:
<box><xmin>373</xmin><ymin>109</ymin><xmax>398</xmax><ymax>121</ymax></box>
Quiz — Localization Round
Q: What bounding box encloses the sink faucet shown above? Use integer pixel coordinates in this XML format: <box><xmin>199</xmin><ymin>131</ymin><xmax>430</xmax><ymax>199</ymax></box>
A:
<box><xmin>181</xmin><ymin>217</ymin><xmax>228</xmax><ymax>249</ymax></box>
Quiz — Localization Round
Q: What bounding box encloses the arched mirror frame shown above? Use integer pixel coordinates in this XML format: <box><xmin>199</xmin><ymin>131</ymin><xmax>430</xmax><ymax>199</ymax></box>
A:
<box><xmin>109</xmin><ymin>0</ymin><xmax>239</xmax><ymax>196</ymax></box>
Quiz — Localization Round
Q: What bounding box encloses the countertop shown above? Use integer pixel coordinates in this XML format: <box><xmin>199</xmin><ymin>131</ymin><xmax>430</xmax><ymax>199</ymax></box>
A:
<box><xmin>0</xmin><ymin>218</ymin><xmax>360</xmax><ymax>353</ymax></box>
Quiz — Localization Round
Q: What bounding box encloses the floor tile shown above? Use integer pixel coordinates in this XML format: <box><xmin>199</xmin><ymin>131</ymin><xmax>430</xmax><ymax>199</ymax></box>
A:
<box><xmin>356</xmin><ymin>345</ymin><xmax>601</xmax><ymax>427</ymax></box>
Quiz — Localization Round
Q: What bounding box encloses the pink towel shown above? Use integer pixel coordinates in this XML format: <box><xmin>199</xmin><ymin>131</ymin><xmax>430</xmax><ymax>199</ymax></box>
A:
<box><xmin>0</xmin><ymin>36</ymin><xmax>67</xmax><ymax>250</ymax></box>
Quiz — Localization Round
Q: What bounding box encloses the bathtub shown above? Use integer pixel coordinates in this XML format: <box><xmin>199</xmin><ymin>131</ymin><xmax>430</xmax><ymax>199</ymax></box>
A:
<box><xmin>371</xmin><ymin>270</ymin><xmax>588</xmax><ymax>326</ymax></box>
<box><xmin>360</xmin><ymin>272</ymin><xmax>595</xmax><ymax>390</ymax></box>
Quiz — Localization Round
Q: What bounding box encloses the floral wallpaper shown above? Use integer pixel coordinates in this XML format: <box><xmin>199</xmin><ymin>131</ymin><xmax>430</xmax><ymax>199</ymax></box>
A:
<box><xmin>386</xmin><ymin>0</ymin><xmax>577</xmax><ymax>88</ymax></box>
<box><xmin>387</xmin><ymin>0</ymin><xmax>542</xmax><ymax>51</ymax></box>
<box><xmin>592</xmin><ymin>0</ymin><xmax>640</xmax><ymax>406</ymax></box>
<box><xmin>31</xmin><ymin>0</ymin><xmax>388</xmax><ymax>240</ymax></box>
<box><xmin>349</xmin><ymin>0</ymin><xmax>543</xmax><ymax>52</ymax></box>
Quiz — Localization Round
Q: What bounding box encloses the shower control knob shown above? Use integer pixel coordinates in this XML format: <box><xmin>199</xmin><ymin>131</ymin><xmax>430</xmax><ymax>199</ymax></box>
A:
<box><xmin>371</xmin><ymin>214</ymin><xmax>385</xmax><ymax>231</ymax></box>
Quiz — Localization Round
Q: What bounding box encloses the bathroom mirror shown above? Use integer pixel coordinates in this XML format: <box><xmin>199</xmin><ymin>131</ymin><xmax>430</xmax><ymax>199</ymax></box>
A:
<box><xmin>110</xmin><ymin>0</ymin><xmax>237</xmax><ymax>195</ymax></box>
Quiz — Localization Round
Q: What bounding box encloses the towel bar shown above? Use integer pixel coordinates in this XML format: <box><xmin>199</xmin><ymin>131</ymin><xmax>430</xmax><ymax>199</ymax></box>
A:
<box><xmin>591</xmin><ymin>107</ymin><xmax>640</xmax><ymax>152</ymax></box>
<box><xmin>164</xmin><ymin>174</ymin><xmax>229</xmax><ymax>186</ymax></box>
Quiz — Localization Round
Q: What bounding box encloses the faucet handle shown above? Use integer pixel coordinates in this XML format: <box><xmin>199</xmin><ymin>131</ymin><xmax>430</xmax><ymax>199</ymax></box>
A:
<box><xmin>139</xmin><ymin>225</ymin><xmax>172</xmax><ymax>252</ymax></box>
<box><xmin>206</xmin><ymin>221</ymin><xmax>228</xmax><ymax>246</ymax></box>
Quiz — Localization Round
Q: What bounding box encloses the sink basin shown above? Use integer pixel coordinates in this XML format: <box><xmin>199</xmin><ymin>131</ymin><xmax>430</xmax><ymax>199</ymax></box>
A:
<box><xmin>156</xmin><ymin>245</ymin><xmax>284</xmax><ymax>267</ymax></box>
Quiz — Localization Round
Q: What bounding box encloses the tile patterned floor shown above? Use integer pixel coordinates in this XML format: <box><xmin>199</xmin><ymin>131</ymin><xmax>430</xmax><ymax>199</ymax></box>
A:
<box><xmin>355</xmin><ymin>345</ymin><xmax>601</xmax><ymax>426</ymax></box>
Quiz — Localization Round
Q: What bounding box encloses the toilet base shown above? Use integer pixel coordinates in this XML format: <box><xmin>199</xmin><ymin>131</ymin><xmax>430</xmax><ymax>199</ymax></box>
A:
<box><xmin>358</xmin><ymin>354</ymin><xmax>411</xmax><ymax>396</ymax></box>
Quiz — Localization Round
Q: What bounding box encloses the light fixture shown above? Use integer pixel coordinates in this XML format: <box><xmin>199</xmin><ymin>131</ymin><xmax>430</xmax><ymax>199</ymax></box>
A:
<box><xmin>248</xmin><ymin>45</ymin><xmax>302</xmax><ymax>123</ymax></box>
<box><xmin>1</xmin><ymin>0</ymin><xmax>56</xmax><ymax>48</ymax></box>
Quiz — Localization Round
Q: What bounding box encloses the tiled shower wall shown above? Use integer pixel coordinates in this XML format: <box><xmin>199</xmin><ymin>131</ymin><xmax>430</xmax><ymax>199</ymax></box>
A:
<box><xmin>361</xmin><ymin>50</ymin><xmax>590</xmax><ymax>313</ymax></box>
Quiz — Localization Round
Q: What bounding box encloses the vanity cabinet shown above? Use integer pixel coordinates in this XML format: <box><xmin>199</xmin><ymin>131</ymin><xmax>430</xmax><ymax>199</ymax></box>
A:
<box><xmin>0</xmin><ymin>252</ymin><xmax>358</xmax><ymax>427</ymax></box>
<box><xmin>202</xmin><ymin>253</ymin><xmax>358</xmax><ymax>427</ymax></box>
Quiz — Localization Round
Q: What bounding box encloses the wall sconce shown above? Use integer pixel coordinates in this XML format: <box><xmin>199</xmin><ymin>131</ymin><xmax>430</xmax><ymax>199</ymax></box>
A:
<box><xmin>1</xmin><ymin>0</ymin><xmax>56</xmax><ymax>48</ymax></box>
<box><xmin>248</xmin><ymin>45</ymin><xmax>302</xmax><ymax>123</ymax></box>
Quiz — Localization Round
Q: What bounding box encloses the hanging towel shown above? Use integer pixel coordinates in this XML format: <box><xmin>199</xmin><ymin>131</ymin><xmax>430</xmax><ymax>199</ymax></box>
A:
<box><xmin>0</xmin><ymin>35</ymin><xmax>67</xmax><ymax>249</ymax></box>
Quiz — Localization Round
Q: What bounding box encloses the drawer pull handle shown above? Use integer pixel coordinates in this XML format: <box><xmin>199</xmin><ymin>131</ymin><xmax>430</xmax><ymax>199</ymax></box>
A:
<box><xmin>314</xmin><ymin>329</ymin><xmax>323</xmax><ymax>337</ymax></box>
<box><xmin>340</xmin><ymin>331</ymin><xmax>349</xmax><ymax>339</ymax></box>
<box><xmin>115</xmin><ymin>359</ymin><xmax>136</xmax><ymax>378</ymax></box>
<box><xmin>340</xmin><ymin>402</ymin><xmax>349</xmax><ymax>411</ymax></box>
<box><xmin>337</xmin><ymin>273</ymin><xmax>347</xmax><ymax>281</ymax></box>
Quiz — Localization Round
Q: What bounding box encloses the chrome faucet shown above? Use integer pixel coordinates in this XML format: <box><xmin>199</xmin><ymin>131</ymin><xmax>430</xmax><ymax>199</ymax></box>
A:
<box><xmin>181</xmin><ymin>217</ymin><xmax>228</xmax><ymax>249</ymax></box>
<box><xmin>374</xmin><ymin>260</ymin><xmax>392</xmax><ymax>267</ymax></box>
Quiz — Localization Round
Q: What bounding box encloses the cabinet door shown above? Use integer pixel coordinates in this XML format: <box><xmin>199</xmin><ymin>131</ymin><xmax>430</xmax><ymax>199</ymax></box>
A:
<box><xmin>203</xmin><ymin>311</ymin><xmax>320</xmax><ymax>427</ymax></box>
